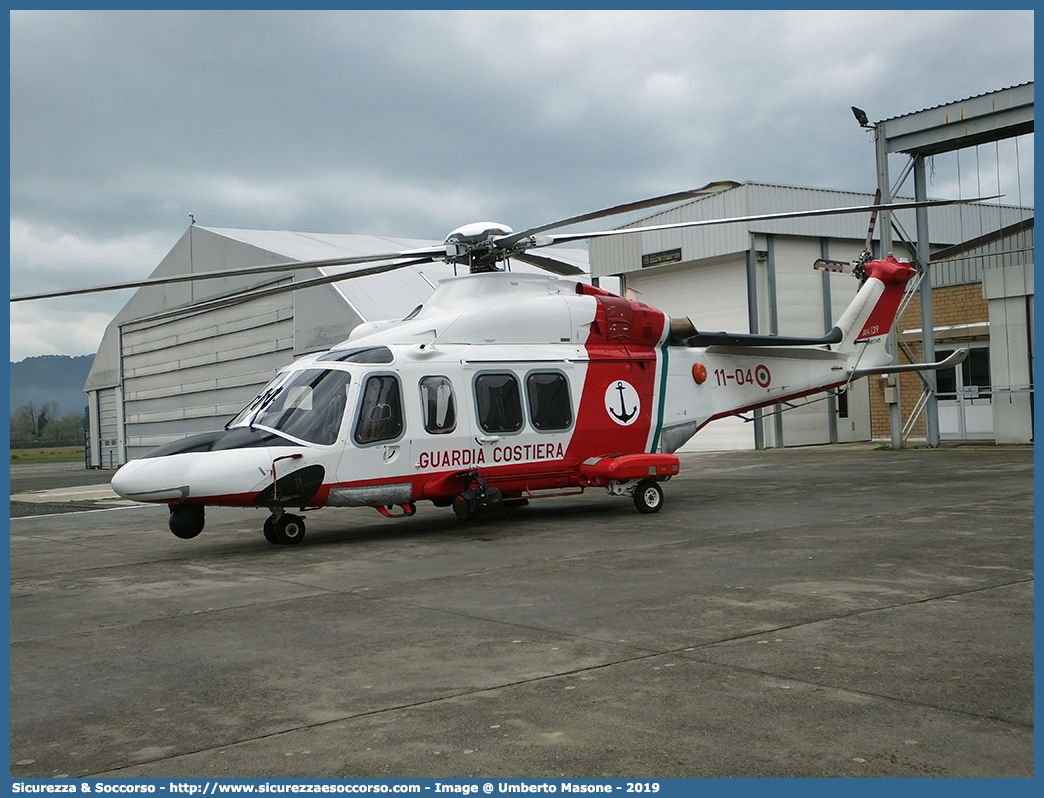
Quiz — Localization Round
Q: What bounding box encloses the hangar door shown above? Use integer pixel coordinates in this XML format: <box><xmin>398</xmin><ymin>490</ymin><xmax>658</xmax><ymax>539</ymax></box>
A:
<box><xmin>89</xmin><ymin>387</ymin><xmax>123</xmax><ymax>470</ymax></box>
<box><xmin>119</xmin><ymin>293</ymin><xmax>295</xmax><ymax>461</ymax></box>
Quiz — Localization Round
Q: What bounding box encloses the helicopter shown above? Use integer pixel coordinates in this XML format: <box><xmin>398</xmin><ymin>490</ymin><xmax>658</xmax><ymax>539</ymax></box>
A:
<box><xmin>12</xmin><ymin>184</ymin><xmax>975</xmax><ymax>544</ymax></box>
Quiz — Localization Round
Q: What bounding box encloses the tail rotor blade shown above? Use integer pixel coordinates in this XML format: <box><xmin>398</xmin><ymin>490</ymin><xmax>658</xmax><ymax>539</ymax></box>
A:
<box><xmin>813</xmin><ymin>258</ymin><xmax>854</xmax><ymax>274</ymax></box>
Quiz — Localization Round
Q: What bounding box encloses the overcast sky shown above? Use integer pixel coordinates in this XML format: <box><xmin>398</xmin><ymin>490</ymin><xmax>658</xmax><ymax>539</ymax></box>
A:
<box><xmin>8</xmin><ymin>9</ymin><xmax>1035</xmax><ymax>361</ymax></box>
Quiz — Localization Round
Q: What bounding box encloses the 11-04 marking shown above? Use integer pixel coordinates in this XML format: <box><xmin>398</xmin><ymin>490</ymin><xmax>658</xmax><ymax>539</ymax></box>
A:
<box><xmin>714</xmin><ymin>364</ymin><xmax>771</xmax><ymax>388</ymax></box>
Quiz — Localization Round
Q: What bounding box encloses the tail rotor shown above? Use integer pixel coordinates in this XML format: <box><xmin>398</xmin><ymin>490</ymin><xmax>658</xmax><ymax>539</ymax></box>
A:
<box><xmin>813</xmin><ymin>189</ymin><xmax>882</xmax><ymax>282</ymax></box>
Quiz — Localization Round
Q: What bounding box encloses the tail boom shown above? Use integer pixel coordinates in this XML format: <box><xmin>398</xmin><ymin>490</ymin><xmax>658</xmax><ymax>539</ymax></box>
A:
<box><xmin>655</xmin><ymin>256</ymin><xmax>921</xmax><ymax>453</ymax></box>
<box><xmin>852</xmin><ymin>256</ymin><xmax>917</xmax><ymax>344</ymax></box>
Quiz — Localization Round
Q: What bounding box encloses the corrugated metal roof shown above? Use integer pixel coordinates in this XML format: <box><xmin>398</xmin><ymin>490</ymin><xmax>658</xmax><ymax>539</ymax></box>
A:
<box><xmin>877</xmin><ymin>82</ymin><xmax>1033</xmax><ymax>125</ymax></box>
<box><xmin>208</xmin><ymin>228</ymin><xmax>437</xmax><ymax>264</ymax></box>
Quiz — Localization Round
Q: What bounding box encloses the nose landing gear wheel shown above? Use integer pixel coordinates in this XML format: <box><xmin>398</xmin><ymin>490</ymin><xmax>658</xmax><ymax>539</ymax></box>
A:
<box><xmin>265</xmin><ymin>513</ymin><xmax>306</xmax><ymax>544</ymax></box>
<box><xmin>169</xmin><ymin>504</ymin><xmax>205</xmax><ymax>539</ymax></box>
<box><xmin>633</xmin><ymin>480</ymin><xmax>664</xmax><ymax>514</ymax></box>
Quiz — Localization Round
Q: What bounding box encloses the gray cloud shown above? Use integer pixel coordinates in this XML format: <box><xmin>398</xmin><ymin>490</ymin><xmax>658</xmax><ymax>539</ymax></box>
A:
<box><xmin>9</xmin><ymin>9</ymin><xmax>1034</xmax><ymax>359</ymax></box>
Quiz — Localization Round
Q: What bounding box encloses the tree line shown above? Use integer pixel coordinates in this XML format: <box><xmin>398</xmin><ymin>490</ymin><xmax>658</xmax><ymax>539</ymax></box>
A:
<box><xmin>10</xmin><ymin>401</ymin><xmax>86</xmax><ymax>447</ymax></box>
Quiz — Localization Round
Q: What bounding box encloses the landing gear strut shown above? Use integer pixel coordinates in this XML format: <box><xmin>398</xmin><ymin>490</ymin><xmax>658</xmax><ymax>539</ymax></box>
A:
<box><xmin>264</xmin><ymin>509</ymin><xmax>307</xmax><ymax>545</ymax></box>
<box><xmin>169</xmin><ymin>504</ymin><xmax>205</xmax><ymax>539</ymax></box>
<box><xmin>632</xmin><ymin>480</ymin><xmax>664</xmax><ymax>514</ymax></box>
<box><xmin>607</xmin><ymin>478</ymin><xmax>666</xmax><ymax>514</ymax></box>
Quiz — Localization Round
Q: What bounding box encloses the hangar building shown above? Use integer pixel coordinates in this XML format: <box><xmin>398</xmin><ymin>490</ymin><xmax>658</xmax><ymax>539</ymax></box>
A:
<box><xmin>588</xmin><ymin>181</ymin><xmax>1032</xmax><ymax>450</ymax></box>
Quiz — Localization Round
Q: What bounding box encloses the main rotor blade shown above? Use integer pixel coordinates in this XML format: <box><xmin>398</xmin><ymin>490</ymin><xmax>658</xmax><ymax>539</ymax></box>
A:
<box><xmin>10</xmin><ymin>245</ymin><xmax>447</xmax><ymax>303</ymax></box>
<box><xmin>128</xmin><ymin>256</ymin><xmax>440</xmax><ymax>324</ymax></box>
<box><xmin>511</xmin><ymin>251</ymin><xmax>586</xmax><ymax>276</ymax></box>
<box><xmin>496</xmin><ymin>180</ymin><xmax>740</xmax><ymax>248</ymax></box>
<box><xmin>538</xmin><ymin>196</ymin><xmax>1001</xmax><ymax>248</ymax></box>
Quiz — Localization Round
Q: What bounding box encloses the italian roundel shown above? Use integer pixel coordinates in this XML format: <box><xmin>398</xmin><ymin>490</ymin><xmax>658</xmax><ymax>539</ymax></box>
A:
<box><xmin>755</xmin><ymin>364</ymin><xmax>771</xmax><ymax>388</ymax></box>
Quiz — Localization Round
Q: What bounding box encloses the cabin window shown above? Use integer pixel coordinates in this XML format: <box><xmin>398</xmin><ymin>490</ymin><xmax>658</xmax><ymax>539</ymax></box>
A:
<box><xmin>420</xmin><ymin>376</ymin><xmax>456</xmax><ymax>434</ymax></box>
<box><xmin>354</xmin><ymin>374</ymin><xmax>404</xmax><ymax>445</ymax></box>
<box><xmin>475</xmin><ymin>373</ymin><xmax>523</xmax><ymax>433</ymax></box>
<box><xmin>250</xmin><ymin>368</ymin><xmax>351</xmax><ymax>446</ymax></box>
<box><xmin>526</xmin><ymin>371</ymin><xmax>572</xmax><ymax>431</ymax></box>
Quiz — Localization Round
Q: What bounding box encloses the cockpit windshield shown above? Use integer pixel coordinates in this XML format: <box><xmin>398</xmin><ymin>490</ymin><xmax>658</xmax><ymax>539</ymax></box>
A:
<box><xmin>231</xmin><ymin>369</ymin><xmax>352</xmax><ymax>446</ymax></box>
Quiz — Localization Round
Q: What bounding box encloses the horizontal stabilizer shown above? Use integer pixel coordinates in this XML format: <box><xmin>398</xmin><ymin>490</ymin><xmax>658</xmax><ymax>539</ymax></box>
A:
<box><xmin>685</xmin><ymin>326</ymin><xmax>843</xmax><ymax>348</ymax></box>
<box><xmin>851</xmin><ymin>348</ymin><xmax>968</xmax><ymax>379</ymax></box>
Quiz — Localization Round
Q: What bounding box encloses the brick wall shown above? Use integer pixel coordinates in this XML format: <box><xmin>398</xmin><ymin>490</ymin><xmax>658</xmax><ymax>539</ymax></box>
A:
<box><xmin>868</xmin><ymin>282</ymin><xmax>990</xmax><ymax>441</ymax></box>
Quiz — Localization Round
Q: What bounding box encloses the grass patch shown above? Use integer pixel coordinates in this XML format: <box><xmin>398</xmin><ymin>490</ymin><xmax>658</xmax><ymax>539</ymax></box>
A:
<box><xmin>10</xmin><ymin>446</ymin><xmax>84</xmax><ymax>464</ymax></box>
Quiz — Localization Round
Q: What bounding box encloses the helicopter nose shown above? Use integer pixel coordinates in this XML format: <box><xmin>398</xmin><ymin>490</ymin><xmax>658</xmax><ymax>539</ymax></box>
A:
<box><xmin>111</xmin><ymin>459</ymin><xmax>190</xmax><ymax>503</ymax></box>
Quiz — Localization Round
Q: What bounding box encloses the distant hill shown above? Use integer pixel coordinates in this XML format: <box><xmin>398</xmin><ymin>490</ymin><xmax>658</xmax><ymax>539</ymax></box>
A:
<box><xmin>10</xmin><ymin>355</ymin><xmax>95</xmax><ymax>418</ymax></box>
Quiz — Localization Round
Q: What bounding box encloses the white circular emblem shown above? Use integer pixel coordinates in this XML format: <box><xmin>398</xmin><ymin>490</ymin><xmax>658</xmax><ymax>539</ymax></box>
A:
<box><xmin>605</xmin><ymin>380</ymin><xmax>640</xmax><ymax>426</ymax></box>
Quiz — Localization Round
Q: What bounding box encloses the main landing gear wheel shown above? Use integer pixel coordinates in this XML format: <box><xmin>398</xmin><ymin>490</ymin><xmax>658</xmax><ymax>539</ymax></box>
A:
<box><xmin>453</xmin><ymin>493</ymin><xmax>474</xmax><ymax>521</ymax></box>
<box><xmin>633</xmin><ymin>480</ymin><xmax>664</xmax><ymax>514</ymax></box>
<box><xmin>264</xmin><ymin>513</ymin><xmax>306</xmax><ymax>545</ymax></box>
<box><xmin>168</xmin><ymin>504</ymin><xmax>205</xmax><ymax>539</ymax></box>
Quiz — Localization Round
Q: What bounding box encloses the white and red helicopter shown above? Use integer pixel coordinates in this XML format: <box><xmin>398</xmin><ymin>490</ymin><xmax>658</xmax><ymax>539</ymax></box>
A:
<box><xmin>13</xmin><ymin>187</ymin><xmax>972</xmax><ymax>544</ymax></box>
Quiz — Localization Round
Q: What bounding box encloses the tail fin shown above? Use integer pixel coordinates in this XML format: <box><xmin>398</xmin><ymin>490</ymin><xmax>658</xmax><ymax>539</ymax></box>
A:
<box><xmin>835</xmin><ymin>256</ymin><xmax>916</xmax><ymax>366</ymax></box>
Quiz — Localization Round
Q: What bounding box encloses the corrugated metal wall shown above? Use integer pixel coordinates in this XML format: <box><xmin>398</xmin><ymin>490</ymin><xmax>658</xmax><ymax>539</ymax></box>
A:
<box><xmin>932</xmin><ymin>222</ymin><xmax>1034</xmax><ymax>287</ymax></box>
<box><xmin>622</xmin><ymin>252</ymin><xmax>757</xmax><ymax>451</ymax></box>
<box><xmin>119</xmin><ymin>292</ymin><xmax>295</xmax><ymax>458</ymax></box>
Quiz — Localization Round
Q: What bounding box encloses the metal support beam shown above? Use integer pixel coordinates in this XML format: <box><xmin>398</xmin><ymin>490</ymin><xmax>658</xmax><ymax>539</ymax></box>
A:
<box><xmin>914</xmin><ymin>156</ymin><xmax>940</xmax><ymax>446</ymax></box>
<box><xmin>881</xmin><ymin>83</ymin><xmax>1033</xmax><ymax>156</ymax></box>
<box><xmin>821</xmin><ymin>238</ymin><xmax>839</xmax><ymax>444</ymax></box>
<box><xmin>766</xmin><ymin>236</ymin><xmax>784</xmax><ymax>448</ymax></box>
<box><xmin>746</xmin><ymin>241</ymin><xmax>765</xmax><ymax>450</ymax></box>
<box><xmin>875</xmin><ymin>127</ymin><xmax>903</xmax><ymax>449</ymax></box>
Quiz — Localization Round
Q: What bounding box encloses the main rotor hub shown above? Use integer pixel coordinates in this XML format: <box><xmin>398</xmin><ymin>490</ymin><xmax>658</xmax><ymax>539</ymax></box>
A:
<box><xmin>444</xmin><ymin>222</ymin><xmax>514</xmax><ymax>273</ymax></box>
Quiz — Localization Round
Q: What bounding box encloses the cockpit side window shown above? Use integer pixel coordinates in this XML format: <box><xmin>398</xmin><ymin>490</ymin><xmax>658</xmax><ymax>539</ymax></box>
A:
<box><xmin>354</xmin><ymin>374</ymin><xmax>404</xmax><ymax>445</ymax></box>
<box><xmin>420</xmin><ymin>376</ymin><xmax>456</xmax><ymax>434</ymax></box>
<box><xmin>249</xmin><ymin>369</ymin><xmax>351</xmax><ymax>446</ymax></box>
